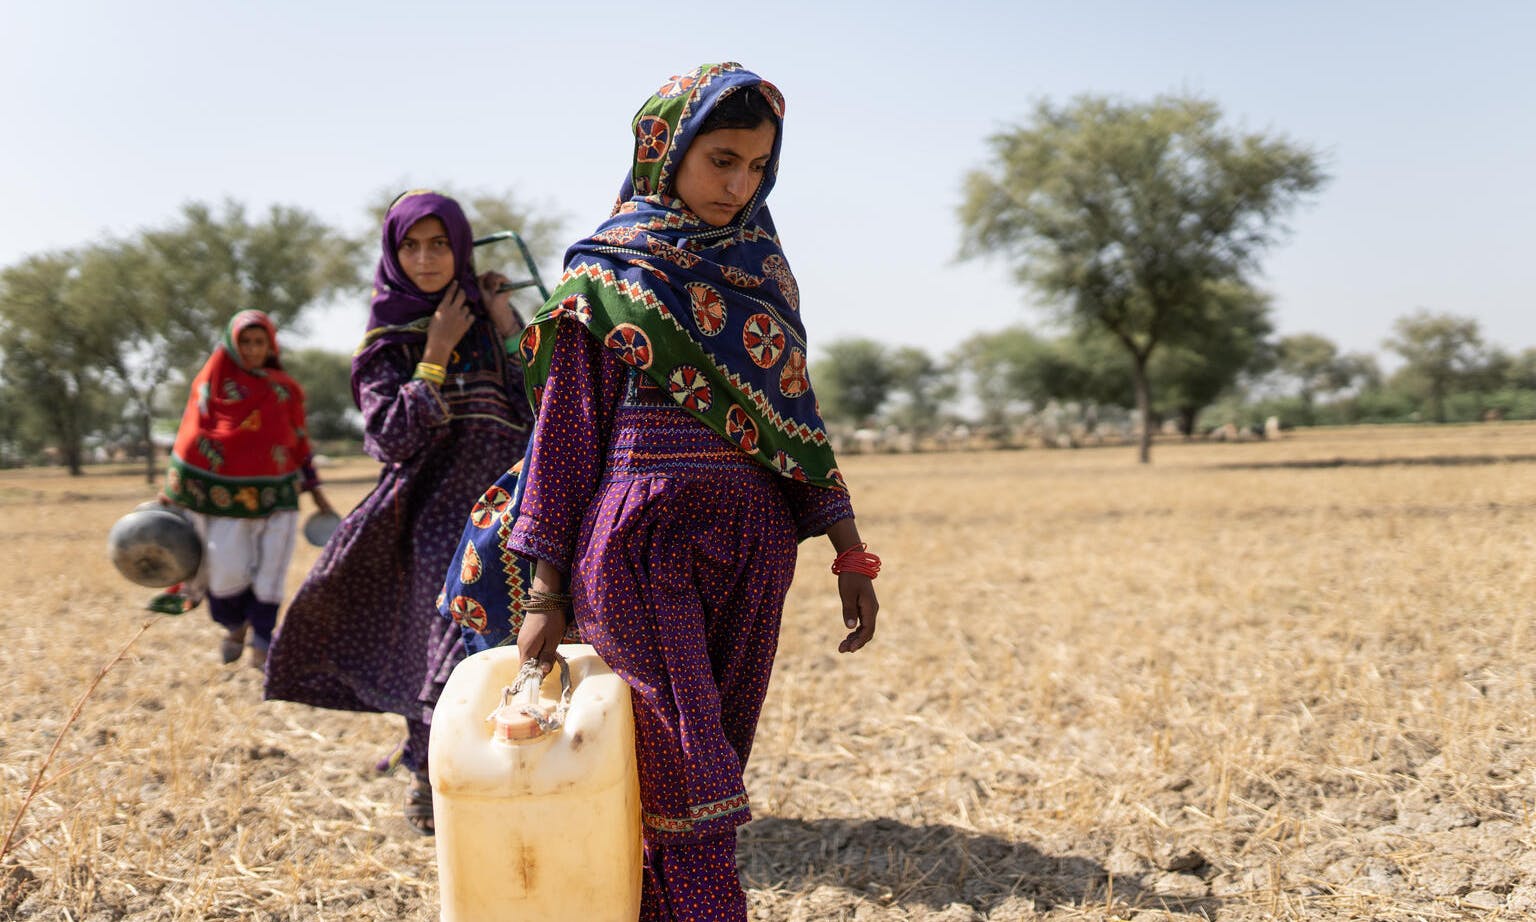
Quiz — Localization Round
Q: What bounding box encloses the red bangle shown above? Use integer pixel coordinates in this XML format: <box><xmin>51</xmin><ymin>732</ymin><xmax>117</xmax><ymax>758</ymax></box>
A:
<box><xmin>830</xmin><ymin>543</ymin><xmax>881</xmax><ymax>579</ymax></box>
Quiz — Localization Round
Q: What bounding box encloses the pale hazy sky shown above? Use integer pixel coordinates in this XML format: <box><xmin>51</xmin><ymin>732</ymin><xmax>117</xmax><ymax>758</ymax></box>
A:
<box><xmin>3</xmin><ymin>1</ymin><xmax>1532</xmax><ymax>361</ymax></box>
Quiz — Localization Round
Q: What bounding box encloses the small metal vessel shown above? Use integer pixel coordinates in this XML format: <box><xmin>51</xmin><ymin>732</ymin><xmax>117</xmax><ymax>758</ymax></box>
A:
<box><xmin>107</xmin><ymin>504</ymin><xmax>203</xmax><ymax>587</ymax></box>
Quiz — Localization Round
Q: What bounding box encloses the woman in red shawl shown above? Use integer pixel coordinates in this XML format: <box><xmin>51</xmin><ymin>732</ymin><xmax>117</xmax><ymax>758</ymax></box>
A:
<box><xmin>155</xmin><ymin>309</ymin><xmax>334</xmax><ymax>665</ymax></box>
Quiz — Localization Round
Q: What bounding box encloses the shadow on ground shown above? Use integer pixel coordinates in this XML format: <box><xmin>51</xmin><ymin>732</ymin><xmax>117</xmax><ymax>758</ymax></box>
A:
<box><xmin>739</xmin><ymin>816</ymin><xmax>1221</xmax><ymax>918</ymax></box>
<box><xmin>1216</xmin><ymin>452</ymin><xmax>1536</xmax><ymax>471</ymax></box>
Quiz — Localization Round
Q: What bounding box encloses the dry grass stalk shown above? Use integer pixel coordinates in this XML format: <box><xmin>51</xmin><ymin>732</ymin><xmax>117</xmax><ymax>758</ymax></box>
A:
<box><xmin>6</xmin><ymin>424</ymin><xmax>1536</xmax><ymax>918</ymax></box>
<box><xmin>2</xmin><ymin>618</ymin><xmax>156</xmax><ymax>863</ymax></box>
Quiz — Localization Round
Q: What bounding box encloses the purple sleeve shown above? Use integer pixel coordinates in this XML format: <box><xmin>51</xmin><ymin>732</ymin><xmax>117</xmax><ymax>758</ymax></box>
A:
<box><xmin>354</xmin><ymin>346</ymin><xmax>452</xmax><ymax>465</ymax></box>
<box><xmin>507</xmin><ymin>320</ymin><xmax>624</xmax><ymax>572</ymax></box>
<box><xmin>300</xmin><ymin>459</ymin><xmax>320</xmax><ymax>491</ymax></box>
<box><xmin>779</xmin><ymin>479</ymin><xmax>855</xmax><ymax>540</ymax></box>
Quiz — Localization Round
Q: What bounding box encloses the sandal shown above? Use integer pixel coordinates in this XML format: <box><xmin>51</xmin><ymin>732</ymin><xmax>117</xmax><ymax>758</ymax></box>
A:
<box><xmin>246</xmin><ymin>635</ymin><xmax>270</xmax><ymax>669</ymax></box>
<box><xmin>404</xmin><ymin>772</ymin><xmax>434</xmax><ymax>836</ymax></box>
<box><xmin>219</xmin><ymin>626</ymin><xmax>247</xmax><ymax>665</ymax></box>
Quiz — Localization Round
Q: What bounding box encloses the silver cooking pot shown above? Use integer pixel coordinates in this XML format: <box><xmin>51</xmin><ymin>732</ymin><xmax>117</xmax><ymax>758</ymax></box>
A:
<box><xmin>107</xmin><ymin>502</ymin><xmax>203</xmax><ymax>588</ymax></box>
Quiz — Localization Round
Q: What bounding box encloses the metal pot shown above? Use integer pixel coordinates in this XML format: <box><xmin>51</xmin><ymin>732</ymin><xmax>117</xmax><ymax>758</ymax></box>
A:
<box><xmin>107</xmin><ymin>505</ymin><xmax>203</xmax><ymax>587</ymax></box>
<box><xmin>303</xmin><ymin>511</ymin><xmax>341</xmax><ymax>547</ymax></box>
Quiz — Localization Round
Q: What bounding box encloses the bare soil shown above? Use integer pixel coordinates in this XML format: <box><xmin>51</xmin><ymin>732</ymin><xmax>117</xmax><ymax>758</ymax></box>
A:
<box><xmin>5</xmin><ymin>423</ymin><xmax>1536</xmax><ymax>920</ymax></box>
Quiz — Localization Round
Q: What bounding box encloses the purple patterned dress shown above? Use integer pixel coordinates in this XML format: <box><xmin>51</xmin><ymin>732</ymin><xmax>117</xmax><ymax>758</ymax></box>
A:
<box><xmin>264</xmin><ymin>319</ymin><xmax>531</xmax><ymax>772</ymax></box>
<box><xmin>509</xmin><ymin>320</ymin><xmax>851</xmax><ymax>917</ymax></box>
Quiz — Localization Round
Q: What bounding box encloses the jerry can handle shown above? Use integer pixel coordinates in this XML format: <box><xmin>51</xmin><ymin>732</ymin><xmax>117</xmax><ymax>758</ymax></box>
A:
<box><xmin>486</xmin><ymin>653</ymin><xmax>573</xmax><ymax>740</ymax></box>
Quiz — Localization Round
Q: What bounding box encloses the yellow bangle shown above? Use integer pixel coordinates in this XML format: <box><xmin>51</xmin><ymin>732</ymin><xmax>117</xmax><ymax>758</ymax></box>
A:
<box><xmin>414</xmin><ymin>362</ymin><xmax>446</xmax><ymax>386</ymax></box>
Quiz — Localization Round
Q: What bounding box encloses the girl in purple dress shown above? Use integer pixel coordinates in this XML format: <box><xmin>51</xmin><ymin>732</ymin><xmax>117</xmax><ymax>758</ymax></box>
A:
<box><xmin>507</xmin><ymin>64</ymin><xmax>881</xmax><ymax>919</ymax></box>
<box><xmin>265</xmin><ymin>191</ymin><xmax>533</xmax><ymax>835</ymax></box>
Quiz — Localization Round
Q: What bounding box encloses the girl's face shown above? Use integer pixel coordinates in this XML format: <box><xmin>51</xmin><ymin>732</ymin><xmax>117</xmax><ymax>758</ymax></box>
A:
<box><xmin>672</xmin><ymin>121</ymin><xmax>777</xmax><ymax>227</ymax></box>
<box><xmin>236</xmin><ymin>325</ymin><xmax>271</xmax><ymax>371</ymax></box>
<box><xmin>397</xmin><ymin>216</ymin><xmax>455</xmax><ymax>294</ymax></box>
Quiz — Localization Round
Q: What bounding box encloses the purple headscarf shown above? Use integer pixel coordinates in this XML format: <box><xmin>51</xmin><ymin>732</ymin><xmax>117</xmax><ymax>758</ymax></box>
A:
<box><xmin>352</xmin><ymin>191</ymin><xmax>482</xmax><ymax>398</ymax></box>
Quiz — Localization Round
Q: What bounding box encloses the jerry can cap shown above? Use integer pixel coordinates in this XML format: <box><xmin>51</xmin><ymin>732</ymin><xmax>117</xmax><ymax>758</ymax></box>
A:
<box><xmin>488</xmin><ymin>655</ymin><xmax>572</xmax><ymax>743</ymax></box>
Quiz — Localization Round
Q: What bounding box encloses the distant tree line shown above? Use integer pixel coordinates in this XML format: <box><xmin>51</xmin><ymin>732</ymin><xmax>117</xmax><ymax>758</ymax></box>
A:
<box><xmin>0</xmin><ymin>190</ymin><xmax>560</xmax><ymax>475</ymax></box>
<box><xmin>811</xmin><ymin>308</ymin><xmax>1536</xmax><ymax>443</ymax></box>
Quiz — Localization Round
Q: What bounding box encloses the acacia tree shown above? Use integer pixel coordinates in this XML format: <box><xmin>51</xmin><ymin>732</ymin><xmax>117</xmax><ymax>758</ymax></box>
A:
<box><xmin>67</xmin><ymin>240</ymin><xmax>170</xmax><ymax>482</ymax></box>
<box><xmin>1272</xmin><ymin>332</ymin><xmax>1386</xmax><ymax>424</ymax></box>
<box><xmin>0</xmin><ymin>254</ymin><xmax>116</xmax><ymax>474</ymax></box>
<box><xmin>1044</xmin><ymin>333</ymin><xmax>1137</xmax><ymax>411</ymax></box>
<box><xmin>812</xmin><ymin>338</ymin><xmax>896</xmax><ymax>425</ymax></box>
<box><xmin>1385</xmin><ymin>311</ymin><xmax>1489</xmax><ymax>423</ymax></box>
<box><xmin>282</xmin><ymin>348</ymin><xmax>360</xmax><ymax>442</ymax></box>
<box><xmin>1276</xmin><ymin>333</ymin><xmax>1342</xmax><ymax>423</ymax></box>
<box><xmin>0</xmin><ymin>374</ymin><xmax>43</xmax><ymax>467</ymax></box>
<box><xmin>1149</xmin><ymin>280</ymin><xmax>1275</xmax><ymax>435</ymax></box>
<box><xmin>954</xmin><ymin>327</ymin><xmax>1134</xmax><ymax>430</ymax></box>
<box><xmin>959</xmin><ymin>94</ymin><xmax>1326</xmax><ymax>462</ymax></box>
<box><xmin>885</xmin><ymin>347</ymin><xmax>953</xmax><ymax>437</ymax></box>
<box><xmin>1505</xmin><ymin>348</ymin><xmax>1536</xmax><ymax>391</ymax></box>
<box><xmin>137</xmin><ymin>201</ymin><xmax>360</xmax><ymax>372</ymax></box>
<box><xmin>951</xmin><ymin>328</ymin><xmax>1052</xmax><ymax>427</ymax></box>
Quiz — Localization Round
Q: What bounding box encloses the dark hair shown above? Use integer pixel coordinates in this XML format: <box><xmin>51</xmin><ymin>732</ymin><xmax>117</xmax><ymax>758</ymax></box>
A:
<box><xmin>697</xmin><ymin>87</ymin><xmax>779</xmax><ymax>134</ymax></box>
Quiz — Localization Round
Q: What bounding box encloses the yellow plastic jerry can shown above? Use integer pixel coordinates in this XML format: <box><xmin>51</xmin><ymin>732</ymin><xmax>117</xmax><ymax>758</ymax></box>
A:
<box><xmin>430</xmin><ymin>644</ymin><xmax>641</xmax><ymax>921</ymax></box>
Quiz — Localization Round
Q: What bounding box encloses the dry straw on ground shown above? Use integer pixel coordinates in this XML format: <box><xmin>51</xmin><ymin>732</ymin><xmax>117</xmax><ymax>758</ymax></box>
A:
<box><xmin>4</xmin><ymin>423</ymin><xmax>1536</xmax><ymax>920</ymax></box>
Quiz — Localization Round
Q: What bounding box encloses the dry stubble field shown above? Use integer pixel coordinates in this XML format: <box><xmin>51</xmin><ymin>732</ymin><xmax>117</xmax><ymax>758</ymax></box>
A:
<box><xmin>5</xmin><ymin>423</ymin><xmax>1536</xmax><ymax>921</ymax></box>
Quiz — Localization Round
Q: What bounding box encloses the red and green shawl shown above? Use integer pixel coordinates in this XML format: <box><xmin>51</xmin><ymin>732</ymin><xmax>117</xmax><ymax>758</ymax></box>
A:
<box><xmin>164</xmin><ymin>310</ymin><xmax>315</xmax><ymax>518</ymax></box>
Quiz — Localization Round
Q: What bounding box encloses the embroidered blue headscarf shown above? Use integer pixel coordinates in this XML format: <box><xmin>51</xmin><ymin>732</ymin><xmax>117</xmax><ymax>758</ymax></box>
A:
<box><xmin>518</xmin><ymin>62</ymin><xmax>844</xmax><ymax>491</ymax></box>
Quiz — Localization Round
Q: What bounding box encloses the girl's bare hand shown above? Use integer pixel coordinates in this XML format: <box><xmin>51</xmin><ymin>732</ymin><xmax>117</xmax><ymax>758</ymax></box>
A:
<box><xmin>517</xmin><ymin>609</ymin><xmax>568</xmax><ymax>676</ymax></box>
<box><xmin>836</xmin><ymin>572</ymin><xmax>878</xmax><ymax>653</ymax></box>
<box><xmin>423</xmin><ymin>281</ymin><xmax>475</xmax><ymax>366</ymax></box>
<box><xmin>479</xmin><ymin>271</ymin><xmax>522</xmax><ymax>340</ymax></box>
<box><xmin>309</xmin><ymin>486</ymin><xmax>337</xmax><ymax>517</ymax></box>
